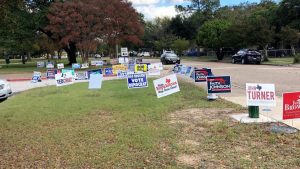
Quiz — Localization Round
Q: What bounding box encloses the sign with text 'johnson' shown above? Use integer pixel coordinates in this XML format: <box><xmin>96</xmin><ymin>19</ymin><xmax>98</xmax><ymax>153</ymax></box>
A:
<box><xmin>127</xmin><ymin>73</ymin><xmax>148</xmax><ymax>89</ymax></box>
<box><xmin>246</xmin><ymin>83</ymin><xmax>275</xmax><ymax>107</ymax></box>
<box><xmin>207</xmin><ymin>76</ymin><xmax>231</xmax><ymax>94</ymax></box>
<box><xmin>195</xmin><ymin>69</ymin><xmax>211</xmax><ymax>82</ymax></box>
<box><xmin>153</xmin><ymin>74</ymin><xmax>180</xmax><ymax>98</ymax></box>
<box><xmin>283</xmin><ymin>92</ymin><xmax>300</xmax><ymax>120</ymax></box>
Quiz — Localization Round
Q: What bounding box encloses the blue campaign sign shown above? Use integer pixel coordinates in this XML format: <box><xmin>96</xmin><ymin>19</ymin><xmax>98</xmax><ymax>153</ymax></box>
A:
<box><xmin>105</xmin><ymin>68</ymin><xmax>113</xmax><ymax>76</ymax></box>
<box><xmin>72</xmin><ymin>63</ymin><xmax>81</xmax><ymax>69</ymax></box>
<box><xmin>180</xmin><ymin>65</ymin><xmax>187</xmax><ymax>74</ymax></box>
<box><xmin>185</xmin><ymin>66</ymin><xmax>192</xmax><ymax>75</ymax></box>
<box><xmin>117</xmin><ymin>70</ymin><xmax>128</xmax><ymax>79</ymax></box>
<box><xmin>127</xmin><ymin>73</ymin><xmax>148</xmax><ymax>89</ymax></box>
<box><xmin>195</xmin><ymin>69</ymin><xmax>211</xmax><ymax>82</ymax></box>
<box><xmin>87</xmin><ymin>69</ymin><xmax>102</xmax><ymax>79</ymax></box>
<box><xmin>207</xmin><ymin>76</ymin><xmax>231</xmax><ymax>94</ymax></box>
<box><xmin>128</xmin><ymin>64</ymin><xmax>135</xmax><ymax>72</ymax></box>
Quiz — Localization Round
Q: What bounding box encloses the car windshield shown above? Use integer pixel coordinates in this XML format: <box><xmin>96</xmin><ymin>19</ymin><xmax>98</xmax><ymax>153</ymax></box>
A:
<box><xmin>167</xmin><ymin>54</ymin><xmax>177</xmax><ymax>57</ymax></box>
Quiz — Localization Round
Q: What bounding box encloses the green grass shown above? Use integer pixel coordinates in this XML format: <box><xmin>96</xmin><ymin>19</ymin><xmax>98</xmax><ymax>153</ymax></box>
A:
<box><xmin>0</xmin><ymin>79</ymin><xmax>238</xmax><ymax>168</ymax></box>
<box><xmin>263</xmin><ymin>57</ymin><xmax>294</xmax><ymax>65</ymax></box>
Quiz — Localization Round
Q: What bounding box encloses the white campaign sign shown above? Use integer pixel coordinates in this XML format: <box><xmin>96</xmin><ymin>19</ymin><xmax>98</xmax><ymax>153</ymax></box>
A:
<box><xmin>57</xmin><ymin>63</ymin><xmax>64</xmax><ymax>69</ymax></box>
<box><xmin>55</xmin><ymin>72</ymin><xmax>74</xmax><ymax>87</ymax></box>
<box><xmin>152</xmin><ymin>62</ymin><xmax>163</xmax><ymax>70</ymax></box>
<box><xmin>246</xmin><ymin>83</ymin><xmax>276</xmax><ymax>107</ymax></box>
<box><xmin>153</xmin><ymin>74</ymin><xmax>180</xmax><ymax>98</ymax></box>
<box><xmin>148</xmin><ymin>64</ymin><xmax>160</xmax><ymax>76</ymax></box>
<box><xmin>89</xmin><ymin>74</ymin><xmax>103</xmax><ymax>89</ymax></box>
<box><xmin>121</xmin><ymin>47</ymin><xmax>128</xmax><ymax>56</ymax></box>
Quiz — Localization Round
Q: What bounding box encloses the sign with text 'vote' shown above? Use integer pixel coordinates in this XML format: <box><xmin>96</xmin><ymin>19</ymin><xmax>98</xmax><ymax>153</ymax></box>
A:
<box><xmin>127</xmin><ymin>73</ymin><xmax>148</xmax><ymax>89</ymax></box>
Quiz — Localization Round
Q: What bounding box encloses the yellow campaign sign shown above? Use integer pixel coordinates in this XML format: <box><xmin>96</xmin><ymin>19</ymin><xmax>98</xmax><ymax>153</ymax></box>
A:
<box><xmin>135</xmin><ymin>64</ymin><xmax>147</xmax><ymax>72</ymax></box>
<box><xmin>112</xmin><ymin>64</ymin><xmax>128</xmax><ymax>74</ymax></box>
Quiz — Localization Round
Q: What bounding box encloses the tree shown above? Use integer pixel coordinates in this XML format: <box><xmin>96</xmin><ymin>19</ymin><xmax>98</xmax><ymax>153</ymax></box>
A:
<box><xmin>197</xmin><ymin>19</ymin><xmax>231</xmax><ymax>60</ymax></box>
<box><xmin>278</xmin><ymin>26</ymin><xmax>299</xmax><ymax>55</ymax></box>
<box><xmin>45</xmin><ymin>0</ymin><xmax>143</xmax><ymax>64</ymax></box>
<box><xmin>172</xmin><ymin>38</ymin><xmax>189</xmax><ymax>56</ymax></box>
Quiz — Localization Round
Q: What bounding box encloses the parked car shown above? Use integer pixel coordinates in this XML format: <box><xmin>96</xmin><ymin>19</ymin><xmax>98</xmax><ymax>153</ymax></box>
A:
<box><xmin>161</xmin><ymin>51</ymin><xmax>180</xmax><ymax>64</ymax></box>
<box><xmin>232</xmin><ymin>49</ymin><xmax>262</xmax><ymax>64</ymax></box>
<box><xmin>0</xmin><ymin>80</ymin><xmax>12</xmax><ymax>100</ymax></box>
<box><xmin>137</xmin><ymin>52</ymin><xmax>150</xmax><ymax>57</ymax></box>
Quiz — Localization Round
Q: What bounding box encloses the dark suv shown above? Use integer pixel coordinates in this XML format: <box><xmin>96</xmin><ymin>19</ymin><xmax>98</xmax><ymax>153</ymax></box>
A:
<box><xmin>232</xmin><ymin>49</ymin><xmax>262</xmax><ymax>64</ymax></box>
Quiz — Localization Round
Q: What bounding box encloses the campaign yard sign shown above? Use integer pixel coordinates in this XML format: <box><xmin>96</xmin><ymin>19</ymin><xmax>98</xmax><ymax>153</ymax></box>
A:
<box><xmin>91</xmin><ymin>60</ymin><xmax>103</xmax><ymax>66</ymax></box>
<box><xmin>148</xmin><ymin>64</ymin><xmax>160</xmax><ymax>76</ymax></box>
<box><xmin>173</xmin><ymin>64</ymin><xmax>182</xmax><ymax>73</ymax></box>
<box><xmin>151</xmin><ymin>62</ymin><xmax>163</xmax><ymax>70</ymax></box>
<box><xmin>57</xmin><ymin>63</ymin><xmax>64</xmax><ymax>69</ymax></box>
<box><xmin>37</xmin><ymin>62</ymin><xmax>45</xmax><ymax>68</ymax></box>
<box><xmin>117</xmin><ymin>70</ymin><xmax>128</xmax><ymax>79</ymax></box>
<box><xmin>87</xmin><ymin>69</ymin><xmax>102</xmax><ymax>79</ymax></box>
<box><xmin>153</xmin><ymin>74</ymin><xmax>180</xmax><ymax>98</ymax></box>
<box><xmin>55</xmin><ymin>72</ymin><xmax>74</xmax><ymax>87</ymax></box>
<box><xmin>195</xmin><ymin>69</ymin><xmax>211</xmax><ymax>82</ymax></box>
<box><xmin>105</xmin><ymin>68</ymin><xmax>113</xmax><ymax>76</ymax></box>
<box><xmin>62</xmin><ymin>69</ymin><xmax>75</xmax><ymax>77</ymax></box>
<box><xmin>185</xmin><ymin>66</ymin><xmax>192</xmax><ymax>76</ymax></box>
<box><xmin>118</xmin><ymin>57</ymin><xmax>129</xmax><ymax>64</ymax></box>
<box><xmin>46</xmin><ymin>69</ymin><xmax>57</xmax><ymax>79</ymax></box>
<box><xmin>283</xmin><ymin>92</ymin><xmax>300</xmax><ymax>120</ymax></box>
<box><xmin>81</xmin><ymin>63</ymin><xmax>89</xmax><ymax>69</ymax></box>
<box><xmin>207</xmin><ymin>76</ymin><xmax>231</xmax><ymax>94</ymax></box>
<box><xmin>246</xmin><ymin>83</ymin><xmax>275</xmax><ymax>107</ymax></box>
<box><xmin>88</xmin><ymin>74</ymin><xmax>103</xmax><ymax>89</ymax></box>
<box><xmin>127</xmin><ymin>73</ymin><xmax>148</xmax><ymax>89</ymax></box>
<box><xmin>46</xmin><ymin>62</ymin><xmax>55</xmax><ymax>69</ymax></box>
<box><xmin>75</xmin><ymin>72</ymin><xmax>88</xmax><ymax>80</ymax></box>
<box><xmin>32</xmin><ymin>71</ymin><xmax>42</xmax><ymax>83</ymax></box>
<box><xmin>180</xmin><ymin>65</ymin><xmax>187</xmax><ymax>74</ymax></box>
<box><xmin>135</xmin><ymin>64</ymin><xmax>147</xmax><ymax>72</ymax></box>
<box><xmin>128</xmin><ymin>64</ymin><xmax>135</xmax><ymax>72</ymax></box>
<box><xmin>112</xmin><ymin>64</ymin><xmax>128</xmax><ymax>74</ymax></box>
<box><xmin>72</xmin><ymin>63</ymin><xmax>81</xmax><ymax>69</ymax></box>
<box><xmin>121</xmin><ymin>47</ymin><xmax>128</xmax><ymax>56</ymax></box>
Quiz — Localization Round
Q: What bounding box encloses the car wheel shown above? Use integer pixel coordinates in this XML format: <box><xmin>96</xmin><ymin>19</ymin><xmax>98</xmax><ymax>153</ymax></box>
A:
<box><xmin>176</xmin><ymin>60</ymin><xmax>180</xmax><ymax>64</ymax></box>
<box><xmin>241</xmin><ymin>58</ymin><xmax>245</xmax><ymax>64</ymax></box>
<box><xmin>232</xmin><ymin>58</ymin><xmax>235</xmax><ymax>64</ymax></box>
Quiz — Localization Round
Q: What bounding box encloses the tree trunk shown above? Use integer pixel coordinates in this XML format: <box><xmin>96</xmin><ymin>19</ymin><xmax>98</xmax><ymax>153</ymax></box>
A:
<box><xmin>216</xmin><ymin>48</ymin><xmax>224</xmax><ymax>60</ymax></box>
<box><xmin>263</xmin><ymin>45</ymin><xmax>269</xmax><ymax>61</ymax></box>
<box><xmin>27</xmin><ymin>52</ymin><xmax>32</xmax><ymax>61</ymax></box>
<box><xmin>291</xmin><ymin>45</ymin><xmax>296</xmax><ymax>56</ymax></box>
<box><xmin>64</xmin><ymin>43</ymin><xmax>77</xmax><ymax>65</ymax></box>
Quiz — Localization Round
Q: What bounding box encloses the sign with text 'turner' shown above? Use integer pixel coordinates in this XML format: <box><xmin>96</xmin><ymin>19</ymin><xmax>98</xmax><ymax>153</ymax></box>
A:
<box><xmin>246</xmin><ymin>83</ymin><xmax>275</xmax><ymax>107</ymax></box>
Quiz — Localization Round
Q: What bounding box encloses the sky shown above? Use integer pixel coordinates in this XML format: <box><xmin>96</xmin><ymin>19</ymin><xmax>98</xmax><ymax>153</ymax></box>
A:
<box><xmin>129</xmin><ymin>0</ymin><xmax>263</xmax><ymax>20</ymax></box>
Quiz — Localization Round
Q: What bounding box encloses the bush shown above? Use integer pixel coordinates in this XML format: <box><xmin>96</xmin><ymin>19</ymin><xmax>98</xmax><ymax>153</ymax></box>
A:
<box><xmin>294</xmin><ymin>54</ymin><xmax>300</xmax><ymax>63</ymax></box>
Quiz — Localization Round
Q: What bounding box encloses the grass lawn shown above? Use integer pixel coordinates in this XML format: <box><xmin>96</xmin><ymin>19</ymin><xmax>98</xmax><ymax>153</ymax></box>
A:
<box><xmin>263</xmin><ymin>57</ymin><xmax>294</xmax><ymax>65</ymax></box>
<box><xmin>0</xmin><ymin>79</ymin><xmax>299</xmax><ymax>168</ymax></box>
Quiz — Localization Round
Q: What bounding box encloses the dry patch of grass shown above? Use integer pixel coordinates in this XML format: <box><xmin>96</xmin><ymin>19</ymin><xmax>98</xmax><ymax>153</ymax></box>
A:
<box><xmin>170</xmin><ymin>108</ymin><xmax>300</xmax><ymax>168</ymax></box>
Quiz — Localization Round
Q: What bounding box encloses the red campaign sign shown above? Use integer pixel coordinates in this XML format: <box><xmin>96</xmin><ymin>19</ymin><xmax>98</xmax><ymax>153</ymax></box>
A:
<box><xmin>283</xmin><ymin>92</ymin><xmax>300</xmax><ymax>120</ymax></box>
